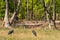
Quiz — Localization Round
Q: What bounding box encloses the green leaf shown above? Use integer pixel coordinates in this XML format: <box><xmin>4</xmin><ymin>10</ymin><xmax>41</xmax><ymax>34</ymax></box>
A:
<box><xmin>45</xmin><ymin>0</ymin><xmax>49</xmax><ymax>4</ymax></box>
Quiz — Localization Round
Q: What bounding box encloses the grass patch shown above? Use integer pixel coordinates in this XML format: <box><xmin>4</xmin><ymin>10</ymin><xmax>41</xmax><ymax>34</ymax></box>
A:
<box><xmin>0</xmin><ymin>27</ymin><xmax>60</xmax><ymax>40</ymax></box>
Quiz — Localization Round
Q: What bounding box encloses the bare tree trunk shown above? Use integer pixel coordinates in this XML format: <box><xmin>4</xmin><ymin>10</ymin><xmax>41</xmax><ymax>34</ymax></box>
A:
<box><xmin>10</xmin><ymin>0</ymin><xmax>20</xmax><ymax>24</ymax></box>
<box><xmin>42</xmin><ymin>0</ymin><xmax>51</xmax><ymax>29</ymax></box>
<box><xmin>4</xmin><ymin>0</ymin><xmax>10</xmax><ymax>27</ymax></box>
<box><xmin>26</xmin><ymin>0</ymin><xmax>30</xmax><ymax>20</ymax></box>
<box><xmin>52</xmin><ymin>0</ymin><xmax>57</xmax><ymax>29</ymax></box>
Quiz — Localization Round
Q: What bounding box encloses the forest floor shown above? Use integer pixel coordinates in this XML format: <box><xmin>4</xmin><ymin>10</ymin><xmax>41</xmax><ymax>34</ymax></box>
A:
<box><xmin>0</xmin><ymin>27</ymin><xmax>60</xmax><ymax>40</ymax></box>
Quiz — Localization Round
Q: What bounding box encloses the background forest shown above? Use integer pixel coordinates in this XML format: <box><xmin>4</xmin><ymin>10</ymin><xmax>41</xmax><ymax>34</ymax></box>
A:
<box><xmin>0</xmin><ymin>0</ymin><xmax>60</xmax><ymax>29</ymax></box>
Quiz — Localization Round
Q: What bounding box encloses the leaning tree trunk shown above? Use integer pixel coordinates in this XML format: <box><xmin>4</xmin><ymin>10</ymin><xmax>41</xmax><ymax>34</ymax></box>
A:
<box><xmin>52</xmin><ymin>0</ymin><xmax>57</xmax><ymax>29</ymax></box>
<box><xmin>4</xmin><ymin>0</ymin><xmax>10</xmax><ymax>27</ymax></box>
<box><xmin>10</xmin><ymin>0</ymin><xmax>20</xmax><ymax>24</ymax></box>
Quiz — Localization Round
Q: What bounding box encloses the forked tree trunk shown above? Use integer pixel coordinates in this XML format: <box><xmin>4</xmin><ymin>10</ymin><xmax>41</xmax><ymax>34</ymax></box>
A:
<box><xmin>4</xmin><ymin>0</ymin><xmax>10</xmax><ymax>27</ymax></box>
<box><xmin>10</xmin><ymin>0</ymin><xmax>20</xmax><ymax>24</ymax></box>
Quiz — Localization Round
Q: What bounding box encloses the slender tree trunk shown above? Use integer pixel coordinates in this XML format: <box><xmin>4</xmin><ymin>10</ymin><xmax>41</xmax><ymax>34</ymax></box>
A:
<box><xmin>26</xmin><ymin>0</ymin><xmax>30</xmax><ymax>20</ymax></box>
<box><xmin>31</xmin><ymin>0</ymin><xmax>34</xmax><ymax>20</ymax></box>
<box><xmin>42</xmin><ymin>0</ymin><xmax>51</xmax><ymax>29</ymax></box>
<box><xmin>10</xmin><ymin>0</ymin><xmax>20</xmax><ymax>24</ymax></box>
<box><xmin>41</xmin><ymin>0</ymin><xmax>46</xmax><ymax>21</ymax></box>
<box><xmin>4</xmin><ymin>0</ymin><xmax>10</xmax><ymax>27</ymax></box>
<box><xmin>52</xmin><ymin>0</ymin><xmax>57</xmax><ymax>29</ymax></box>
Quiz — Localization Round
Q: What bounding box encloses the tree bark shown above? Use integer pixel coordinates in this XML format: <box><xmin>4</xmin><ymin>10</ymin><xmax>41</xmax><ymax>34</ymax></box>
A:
<box><xmin>42</xmin><ymin>0</ymin><xmax>51</xmax><ymax>29</ymax></box>
<box><xmin>4</xmin><ymin>0</ymin><xmax>10</xmax><ymax>27</ymax></box>
<box><xmin>26</xmin><ymin>0</ymin><xmax>30</xmax><ymax>20</ymax></box>
<box><xmin>31</xmin><ymin>0</ymin><xmax>34</xmax><ymax>20</ymax></box>
<box><xmin>52</xmin><ymin>0</ymin><xmax>57</xmax><ymax>29</ymax></box>
<box><xmin>10</xmin><ymin>0</ymin><xmax>20</xmax><ymax>24</ymax></box>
